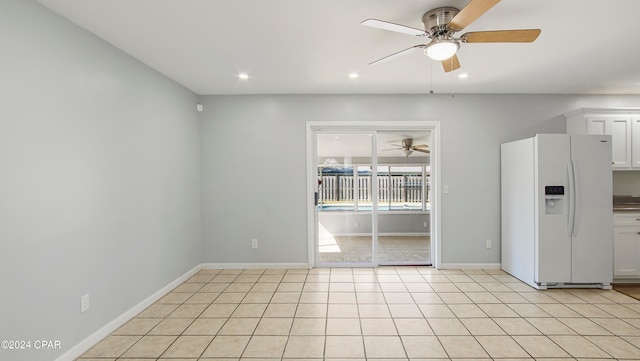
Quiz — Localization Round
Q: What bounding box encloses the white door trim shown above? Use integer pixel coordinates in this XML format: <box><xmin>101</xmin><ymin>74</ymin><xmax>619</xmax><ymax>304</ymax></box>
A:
<box><xmin>306</xmin><ymin>121</ymin><xmax>441</xmax><ymax>268</ymax></box>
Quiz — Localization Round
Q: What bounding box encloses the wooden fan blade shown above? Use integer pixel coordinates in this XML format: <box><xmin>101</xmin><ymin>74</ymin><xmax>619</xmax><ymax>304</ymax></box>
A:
<box><xmin>413</xmin><ymin>144</ymin><xmax>429</xmax><ymax>149</ymax></box>
<box><xmin>369</xmin><ymin>45</ymin><xmax>425</xmax><ymax>65</ymax></box>
<box><xmin>413</xmin><ymin>148</ymin><xmax>430</xmax><ymax>153</ymax></box>
<box><xmin>462</xmin><ymin>29</ymin><xmax>541</xmax><ymax>43</ymax></box>
<box><xmin>441</xmin><ymin>54</ymin><xmax>461</xmax><ymax>73</ymax></box>
<box><xmin>362</xmin><ymin>19</ymin><xmax>426</xmax><ymax>37</ymax></box>
<box><xmin>448</xmin><ymin>0</ymin><xmax>500</xmax><ymax>31</ymax></box>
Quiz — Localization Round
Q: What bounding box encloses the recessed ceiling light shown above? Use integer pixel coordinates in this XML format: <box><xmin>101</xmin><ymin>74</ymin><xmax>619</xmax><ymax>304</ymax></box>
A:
<box><xmin>238</xmin><ymin>73</ymin><xmax>249</xmax><ymax>80</ymax></box>
<box><xmin>349</xmin><ymin>72</ymin><xmax>359</xmax><ymax>79</ymax></box>
<box><xmin>458</xmin><ymin>73</ymin><xmax>469</xmax><ymax>79</ymax></box>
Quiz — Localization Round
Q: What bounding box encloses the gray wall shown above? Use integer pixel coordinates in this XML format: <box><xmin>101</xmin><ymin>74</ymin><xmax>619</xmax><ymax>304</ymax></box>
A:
<box><xmin>199</xmin><ymin>94</ymin><xmax>640</xmax><ymax>265</ymax></box>
<box><xmin>0</xmin><ymin>1</ymin><xmax>201</xmax><ymax>360</ymax></box>
<box><xmin>5</xmin><ymin>1</ymin><xmax>640</xmax><ymax>359</ymax></box>
<box><xmin>613</xmin><ymin>171</ymin><xmax>640</xmax><ymax>195</ymax></box>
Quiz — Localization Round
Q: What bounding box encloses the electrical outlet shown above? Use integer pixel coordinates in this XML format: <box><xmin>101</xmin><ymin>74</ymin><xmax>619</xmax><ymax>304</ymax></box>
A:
<box><xmin>485</xmin><ymin>239</ymin><xmax>492</xmax><ymax>249</ymax></box>
<box><xmin>80</xmin><ymin>294</ymin><xmax>90</xmax><ymax>313</ymax></box>
<box><xmin>443</xmin><ymin>185</ymin><xmax>449</xmax><ymax>194</ymax></box>
<box><xmin>251</xmin><ymin>239</ymin><xmax>258</xmax><ymax>249</ymax></box>
<box><xmin>424</xmin><ymin>222</ymin><xmax>428</xmax><ymax>228</ymax></box>
<box><xmin>355</xmin><ymin>222</ymin><xmax>359</xmax><ymax>228</ymax></box>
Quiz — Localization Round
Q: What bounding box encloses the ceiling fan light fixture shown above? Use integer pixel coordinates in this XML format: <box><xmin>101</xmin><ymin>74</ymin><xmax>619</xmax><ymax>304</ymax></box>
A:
<box><xmin>402</xmin><ymin>149</ymin><xmax>413</xmax><ymax>157</ymax></box>
<box><xmin>424</xmin><ymin>38</ymin><xmax>459</xmax><ymax>61</ymax></box>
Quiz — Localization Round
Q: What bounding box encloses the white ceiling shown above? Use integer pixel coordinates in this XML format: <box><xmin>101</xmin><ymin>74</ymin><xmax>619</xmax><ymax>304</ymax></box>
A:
<box><xmin>37</xmin><ymin>0</ymin><xmax>640</xmax><ymax>95</ymax></box>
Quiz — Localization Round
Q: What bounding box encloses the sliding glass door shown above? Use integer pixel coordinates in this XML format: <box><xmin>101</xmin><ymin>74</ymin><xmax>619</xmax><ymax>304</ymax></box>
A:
<box><xmin>316</xmin><ymin>132</ymin><xmax>375</xmax><ymax>266</ymax></box>
<box><xmin>376</xmin><ymin>131</ymin><xmax>431</xmax><ymax>265</ymax></box>
<box><xmin>314</xmin><ymin>130</ymin><xmax>432</xmax><ymax>267</ymax></box>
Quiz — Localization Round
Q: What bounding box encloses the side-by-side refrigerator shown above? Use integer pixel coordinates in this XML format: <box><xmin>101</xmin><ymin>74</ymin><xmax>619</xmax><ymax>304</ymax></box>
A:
<box><xmin>501</xmin><ymin>134</ymin><xmax>613</xmax><ymax>289</ymax></box>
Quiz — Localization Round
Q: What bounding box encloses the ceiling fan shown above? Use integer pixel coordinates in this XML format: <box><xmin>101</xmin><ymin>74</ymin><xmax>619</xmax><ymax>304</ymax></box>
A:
<box><xmin>384</xmin><ymin>138</ymin><xmax>430</xmax><ymax>157</ymax></box>
<box><xmin>362</xmin><ymin>0</ymin><xmax>541</xmax><ymax>72</ymax></box>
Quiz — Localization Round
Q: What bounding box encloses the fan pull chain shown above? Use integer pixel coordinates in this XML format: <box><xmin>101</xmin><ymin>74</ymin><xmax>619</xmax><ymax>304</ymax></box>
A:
<box><xmin>429</xmin><ymin>62</ymin><xmax>434</xmax><ymax>94</ymax></box>
<box><xmin>449</xmin><ymin>58</ymin><xmax>456</xmax><ymax>98</ymax></box>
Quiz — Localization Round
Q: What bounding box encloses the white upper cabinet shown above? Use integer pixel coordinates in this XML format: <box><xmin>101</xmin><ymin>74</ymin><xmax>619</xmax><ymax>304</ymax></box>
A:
<box><xmin>566</xmin><ymin>108</ymin><xmax>640</xmax><ymax>170</ymax></box>
<box><xmin>588</xmin><ymin>115</ymin><xmax>631</xmax><ymax>168</ymax></box>
<box><xmin>632</xmin><ymin>116</ymin><xmax>640</xmax><ymax>168</ymax></box>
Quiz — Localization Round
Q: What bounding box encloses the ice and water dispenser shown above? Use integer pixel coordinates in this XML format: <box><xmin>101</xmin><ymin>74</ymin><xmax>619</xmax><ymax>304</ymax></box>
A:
<box><xmin>544</xmin><ymin>185</ymin><xmax>564</xmax><ymax>215</ymax></box>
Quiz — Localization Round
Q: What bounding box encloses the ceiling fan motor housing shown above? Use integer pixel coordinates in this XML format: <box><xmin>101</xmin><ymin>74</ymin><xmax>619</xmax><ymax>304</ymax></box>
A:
<box><xmin>422</xmin><ymin>7</ymin><xmax>460</xmax><ymax>37</ymax></box>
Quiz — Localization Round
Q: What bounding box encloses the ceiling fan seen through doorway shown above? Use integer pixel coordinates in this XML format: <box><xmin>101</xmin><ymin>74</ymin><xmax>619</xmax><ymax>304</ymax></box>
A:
<box><xmin>362</xmin><ymin>0</ymin><xmax>541</xmax><ymax>72</ymax></box>
<box><xmin>384</xmin><ymin>138</ymin><xmax>429</xmax><ymax>157</ymax></box>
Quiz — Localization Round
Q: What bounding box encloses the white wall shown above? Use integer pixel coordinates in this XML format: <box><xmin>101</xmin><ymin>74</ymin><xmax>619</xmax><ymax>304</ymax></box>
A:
<box><xmin>0</xmin><ymin>1</ymin><xmax>201</xmax><ymax>360</ymax></box>
<box><xmin>199</xmin><ymin>94</ymin><xmax>640</xmax><ymax>266</ymax></box>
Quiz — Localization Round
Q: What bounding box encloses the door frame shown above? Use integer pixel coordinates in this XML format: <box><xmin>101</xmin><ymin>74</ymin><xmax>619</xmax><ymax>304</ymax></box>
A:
<box><xmin>306</xmin><ymin>121</ymin><xmax>441</xmax><ymax>268</ymax></box>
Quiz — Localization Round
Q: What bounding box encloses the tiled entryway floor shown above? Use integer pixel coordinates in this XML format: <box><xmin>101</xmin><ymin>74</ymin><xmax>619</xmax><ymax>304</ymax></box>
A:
<box><xmin>77</xmin><ymin>267</ymin><xmax>640</xmax><ymax>360</ymax></box>
<box><xmin>320</xmin><ymin>236</ymin><xmax>430</xmax><ymax>264</ymax></box>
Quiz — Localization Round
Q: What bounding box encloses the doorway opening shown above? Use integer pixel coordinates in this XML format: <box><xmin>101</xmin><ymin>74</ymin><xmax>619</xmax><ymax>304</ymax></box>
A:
<box><xmin>306</xmin><ymin>122</ymin><xmax>440</xmax><ymax>268</ymax></box>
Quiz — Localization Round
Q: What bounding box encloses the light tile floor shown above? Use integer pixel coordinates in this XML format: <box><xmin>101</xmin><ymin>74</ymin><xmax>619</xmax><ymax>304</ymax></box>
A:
<box><xmin>77</xmin><ymin>267</ymin><xmax>640</xmax><ymax>360</ymax></box>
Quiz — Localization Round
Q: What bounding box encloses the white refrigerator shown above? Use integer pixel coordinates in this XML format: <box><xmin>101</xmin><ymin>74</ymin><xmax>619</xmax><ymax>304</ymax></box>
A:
<box><xmin>501</xmin><ymin>134</ymin><xmax>613</xmax><ymax>289</ymax></box>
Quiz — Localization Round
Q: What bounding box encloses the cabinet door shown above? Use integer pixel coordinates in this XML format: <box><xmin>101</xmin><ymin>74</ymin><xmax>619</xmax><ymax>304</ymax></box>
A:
<box><xmin>632</xmin><ymin>116</ymin><xmax>640</xmax><ymax>168</ymax></box>
<box><xmin>613</xmin><ymin>226</ymin><xmax>640</xmax><ymax>277</ymax></box>
<box><xmin>588</xmin><ymin>116</ymin><xmax>631</xmax><ymax>168</ymax></box>
<box><xmin>587</xmin><ymin>118</ymin><xmax>607</xmax><ymax>135</ymax></box>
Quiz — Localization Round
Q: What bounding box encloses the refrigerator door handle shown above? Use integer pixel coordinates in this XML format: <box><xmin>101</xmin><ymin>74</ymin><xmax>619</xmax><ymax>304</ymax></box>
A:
<box><xmin>567</xmin><ymin>159</ymin><xmax>576</xmax><ymax>237</ymax></box>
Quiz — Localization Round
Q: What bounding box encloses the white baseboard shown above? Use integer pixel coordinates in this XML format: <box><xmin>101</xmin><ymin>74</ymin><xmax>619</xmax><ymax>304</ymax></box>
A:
<box><xmin>55</xmin><ymin>264</ymin><xmax>202</xmax><ymax>361</ymax></box>
<box><xmin>202</xmin><ymin>263</ymin><xmax>310</xmax><ymax>270</ymax></box>
<box><xmin>438</xmin><ymin>263</ymin><xmax>502</xmax><ymax>270</ymax></box>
